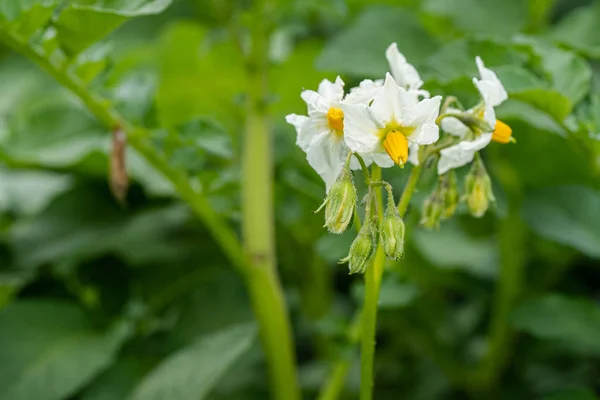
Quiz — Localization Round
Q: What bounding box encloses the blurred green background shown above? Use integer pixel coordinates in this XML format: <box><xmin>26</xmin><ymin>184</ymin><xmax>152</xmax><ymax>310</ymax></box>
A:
<box><xmin>1</xmin><ymin>0</ymin><xmax>600</xmax><ymax>399</ymax></box>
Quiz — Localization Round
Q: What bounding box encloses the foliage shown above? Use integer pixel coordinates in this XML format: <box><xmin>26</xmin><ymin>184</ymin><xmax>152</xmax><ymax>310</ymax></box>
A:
<box><xmin>1</xmin><ymin>0</ymin><xmax>600</xmax><ymax>399</ymax></box>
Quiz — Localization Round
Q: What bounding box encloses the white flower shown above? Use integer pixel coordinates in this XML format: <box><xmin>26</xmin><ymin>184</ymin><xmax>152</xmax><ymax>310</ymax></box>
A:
<box><xmin>341</xmin><ymin>73</ymin><xmax>442</xmax><ymax>168</ymax></box>
<box><xmin>437</xmin><ymin>57</ymin><xmax>511</xmax><ymax>174</ymax></box>
<box><xmin>286</xmin><ymin>76</ymin><xmax>373</xmax><ymax>192</ymax></box>
<box><xmin>437</xmin><ymin>133</ymin><xmax>492</xmax><ymax>175</ymax></box>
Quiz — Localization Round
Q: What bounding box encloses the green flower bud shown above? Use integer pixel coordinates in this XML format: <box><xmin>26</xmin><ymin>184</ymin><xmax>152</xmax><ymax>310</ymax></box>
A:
<box><xmin>379</xmin><ymin>200</ymin><xmax>405</xmax><ymax>261</ymax></box>
<box><xmin>464</xmin><ymin>155</ymin><xmax>495</xmax><ymax>218</ymax></box>
<box><xmin>340</xmin><ymin>222</ymin><xmax>376</xmax><ymax>274</ymax></box>
<box><xmin>317</xmin><ymin>165</ymin><xmax>357</xmax><ymax>234</ymax></box>
<box><xmin>440</xmin><ymin>171</ymin><xmax>459</xmax><ymax>219</ymax></box>
<box><xmin>455</xmin><ymin>112</ymin><xmax>493</xmax><ymax>134</ymax></box>
<box><xmin>420</xmin><ymin>191</ymin><xmax>444</xmax><ymax>230</ymax></box>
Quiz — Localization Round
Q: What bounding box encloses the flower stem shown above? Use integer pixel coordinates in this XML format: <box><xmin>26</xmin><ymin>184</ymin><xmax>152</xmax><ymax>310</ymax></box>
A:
<box><xmin>241</xmin><ymin>2</ymin><xmax>300</xmax><ymax>398</ymax></box>
<box><xmin>318</xmin><ymin>164</ymin><xmax>422</xmax><ymax>400</ymax></box>
<box><xmin>397</xmin><ymin>165</ymin><xmax>422</xmax><ymax>216</ymax></box>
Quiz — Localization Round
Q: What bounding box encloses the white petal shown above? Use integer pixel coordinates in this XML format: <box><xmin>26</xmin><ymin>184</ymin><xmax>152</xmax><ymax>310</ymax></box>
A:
<box><xmin>344</xmin><ymin>79</ymin><xmax>383</xmax><ymax>105</ymax></box>
<box><xmin>473</xmin><ymin>57</ymin><xmax>508</xmax><ymax>107</ymax></box>
<box><xmin>370</xmin><ymin>151</ymin><xmax>395</xmax><ymax>168</ymax></box>
<box><xmin>306</xmin><ymin>132</ymin><xmax>347</xmax><ymax>192</ymax></box>
<box><xmin>286</xmin><ymin>114</ymin><xmax>312</xmax><ymax>152</ymax></box>
<box><xmin>301</xmin><ymin>90</ymin><xmax>330</xmax><ymax>117</ymax></box>
<box><xmin>408</xmin><ymin>143</ymin><xmax>419</xmax><ymax>166</ymax></box>
<box><xmin>406</xmin><ymin>95</ymin><xmax>442</xmax><ymax>127</ymax></box>
<box><xmin>339</xmin><ymin>102</ymin><xmax>381</xmax><ymax>153</ymax></box>
<box><xmin>410</xmin><ymin>123</ymin><xmax>439</xmax><ymax>145</ymax></box>
<box><xmin>385</xmin><ymin>43</ymin><xmax>423</xmax><ymax>91</ymax></box>
<box><xmin>437</xmin><ymin>133</ymin><xmax>492</xmax><ymax>175</ymax></box>
<box><xmin>482</xmin><ymin>101</ymin><xmax>497</xmax><ymax>130</ymax></box>
<box><xmin>370</xmin><ymin>73</ymin><xmax>405</xmax><ymax>125</ymax></box>
<box><xmin>441</xmin><ymin>107</ymin><xmax>470</xmax><ymax>138</ymax></box>
<box><xmin>317</xmin><ymin>76</ymin><xmax>345</xmax><ymax>103</ymax></box>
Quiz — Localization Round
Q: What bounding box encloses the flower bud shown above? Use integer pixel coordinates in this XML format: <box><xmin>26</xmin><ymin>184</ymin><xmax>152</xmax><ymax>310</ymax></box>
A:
<box><xmin>379</xmin><ymin>199</ymin><xmax>405</xmax><ymax>261</ymax></box>
<box><xmin>420</xmin><ymin>191</ymin><xmax>444</xmax><ymax>230</ymax></box>
<box><xmin>464</xmin><ymin>156</ymin><xmax>495</xmax><ymax>218</ymax></box>
<box><xmin>317</xmin><ymin>165</ymin><xmax>357</xmax><ymax>234</ymax></box>
<box><xmin>340</xmin><ymin>222</ymin><xmax>376</xmax><ymax>274</ymax></box>
<box><xmin>455</xmin><ymin>112</ymin><xmax>493</xmax><ymax>134</ymax></box>
<box><xmin>440</xmin><ymin>171</ymin><xmax>458</xmax><ymax>219</ymax></box>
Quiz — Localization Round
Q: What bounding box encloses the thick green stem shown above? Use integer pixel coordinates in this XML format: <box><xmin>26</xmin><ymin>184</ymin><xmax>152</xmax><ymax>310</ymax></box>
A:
<box><xmin>241</xmin><ymin>4</ymin><xmax>300</xmax><ymax>399</ymax></box>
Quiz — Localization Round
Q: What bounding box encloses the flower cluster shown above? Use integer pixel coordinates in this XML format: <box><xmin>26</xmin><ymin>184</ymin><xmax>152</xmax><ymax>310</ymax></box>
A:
<box><xmin>287</xmin><ymin>43</ymin><xmax>514</xmax><ymax>273</ymax></box>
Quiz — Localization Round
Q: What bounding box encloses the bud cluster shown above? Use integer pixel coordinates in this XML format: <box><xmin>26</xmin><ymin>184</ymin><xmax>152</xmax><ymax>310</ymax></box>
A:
<box><xmin>421</xmin><ymin>155</ymin><xmax>495</xmax><ymax>229</ymax></box>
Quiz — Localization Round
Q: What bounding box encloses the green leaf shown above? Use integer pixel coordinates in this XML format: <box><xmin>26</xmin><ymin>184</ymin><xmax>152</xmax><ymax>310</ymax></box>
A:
<box><xmin>421</xmin><ymin>0</ymin><xmax>528</xmax><ymax>37</ymax></box>
<box><xmin>512</xmin><ymin>295</ymin><xmax>600</xmax><ymax>355</ymax></box>
<box><xmin>515</xmin><ymin>36</ymin><xmax>592</xmax><ymax>106</ymax></box>
<box><xmin>81</xmin><ymin>359</ymin><xmax>149</xmax><ymax>400</ymax></box>
<box><xmin>316</xmin><ymin>6</ymin><xmax>439</xmax><ymax>77</ymax></box>
<box><xmin>424</xmin><ymin>39</ymin><xmax>526</xmax><ymax>85</ymax></box>
<box><xmin>551</xmin><ymin>1</ymin><xmax>600</xmax><ymax>59</ymax></box>
<box><xmin>72</xmin><ymin>43</ymin><xmax>111</xmax><ymax>84</ymax></box>
<box><xmin>177</xmin><ymin>118</ymin><xmax>233</xmax><ymax>159</ymax></box>
<box><xmin>495</xmin><ymin>65</ymin><xmax>573</xmax><ymax>122</ymax></box>
<box><xmin>155</xmin><ymin>22</ymin><xmax>245</xmax><ymax>128</ymax></box>
<box><xmin>54</xmin><ymin>0</ymin><xmax>173</xmax><ymax>57</ymax></box>
<box><xmin>0</xmin><ymin>300</ymin><xmax>131</xmax><ymax>400</ymax></box>
<box><xmin>413</xmin><ymin>222</ymin><xmax>498</xmax><ymax>279</ymax></box>
<box><xmin>0</xmin><ymin>0</ymin><xmax>60</xmax><ymax>38</ymax></box>
<box><xmin>522</xmin><ymin>186</ymin><xmax>600</xmax><ymax>258</ymax></box>
<box><xmin>129</xmin><ymin>323</ymin><xmax>257</xmax><ymax>400</ymax></box>
<box><xmin>0</xmin><ymin>169</ymin><xmax>73</xmax><ymax>216</ymax></box>
<box><xmin>545</xmin><ymin>388</ymin><xmax>600</xmax><ymax>400</ymax></box>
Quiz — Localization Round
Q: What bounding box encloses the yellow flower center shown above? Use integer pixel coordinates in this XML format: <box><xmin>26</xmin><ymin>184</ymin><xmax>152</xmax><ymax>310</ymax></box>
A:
<box><xmin>383</xmin><ymin>131</ymin><xmax>409</xmax><ymax>166</ymax></box>
<box><xmin>327</xmin><ymin>107</ymin><xmax>344</xmax><ymax>133</ymax></box>
<box><xmin>492</xmin><ymin>119</ymin><xmax>514</xmax><ymax>144</ymax></box>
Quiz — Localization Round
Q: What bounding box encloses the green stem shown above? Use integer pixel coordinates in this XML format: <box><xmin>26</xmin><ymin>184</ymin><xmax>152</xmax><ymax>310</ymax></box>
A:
<box><xmin>359</xmin><ymin>165</ymin><xmax>383</xmax><ymax>400</ymax></box>
<box><xmin>241</xmin><ymin>3</ymin><xmax>300</xmax><ymax>398</ymax></box>
<box><xmin>397</xmin><ymin>165</ymin><xmax>422</xmax><ymax>217</ymax></box>
<box><xmin>318</xmin><ymin>164</ymin><xmax>423</xmax><ymax>400</ymax></box>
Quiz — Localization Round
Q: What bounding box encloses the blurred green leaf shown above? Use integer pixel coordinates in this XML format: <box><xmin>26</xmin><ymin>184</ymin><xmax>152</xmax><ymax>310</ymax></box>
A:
<box><xmin>177</xmin><ymin>118</ymin><xmax>233</xmax><ymax>159</ymax></box>
<box><xmin>421</xmin><ymin>0</ymin><xmax>528</xmax><ymax>37</ymax></box>
<box><xmin>551</xmin><ymin>1</ymin><xmax>600</xmax><ymax>59</ymax></box>
<box><xmin>81</xmin><ymin>359</ymin><xmax>149</xmax><ymax>400</ymax></box>
<box><xmin>0</xmin><ymin>0</ymin><xmax>60</xmax><ymax>38</ymax></box>
<box><xmin>129</xmin><ymin>323</ymin><xmax>257</xmax><ymax>400</ymax></box>
<box><xmin>72</xmin><ymin>43</ymin><xmax>111</xmax><ymax>84</ymax></box>
<box><xmin>54</xmin><ymin>0</ymin><xmax>173</xmax><ymax>57</ymax></box>
<box><xmin>515</xmin><ymin>36</ymin><xmax>592</xmax><ymax>106</ymax></box>
<box><xmin>0</xmin><ymin>300</ymin><xmax>131</xmax><ymax>400</ymax></box>
<box><xmin>545</xmin><ymin>388</ymin><xmax>600</xmax><ymax>400</ymax></box>
<box><xmin>512</xmin><ymin>295</ymin><xmax>600</xmax><ymax>354</ymax></box>
<box><xmin>317</xmin><ymin>6</ymin><xmax>439</xmax><ymax>77</ymax></box>
<box><xmin>522</xmin><ymin>186</ymin><xmax>600</xmax><ymax>258</ymax></box>
<box><xmin>413</xmin><ymin>222</ymin><xmax>498</xmax><ymax>279</ymax></box>
<box><xmin>155</xmin><ymin>21</ymin><xmax>245</xmax><ymax>128</ymax></box>
<box><xmin>0</xmin><ymin>169</ymin><xmax>73</xmax><ymax>216</ymax></box>
<box><xmin>496</xmin><ymin>65</ymin><xmax>573</xmax><ymax>122</ymax></box>
<box><xmin>424</xmin><ymin>38</ymin><xmax>526</xmax><ymax>85</ymax></box>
